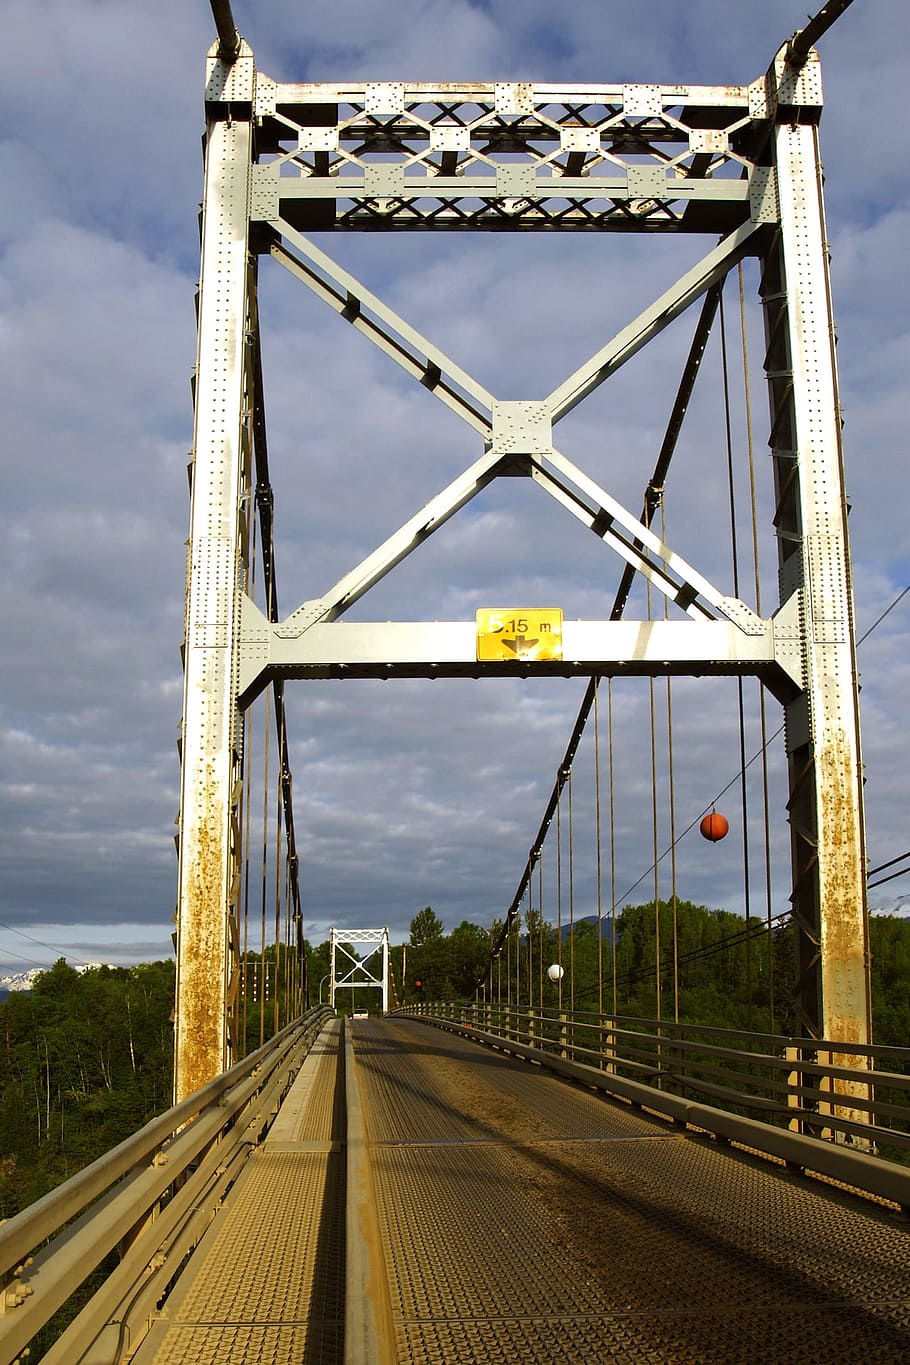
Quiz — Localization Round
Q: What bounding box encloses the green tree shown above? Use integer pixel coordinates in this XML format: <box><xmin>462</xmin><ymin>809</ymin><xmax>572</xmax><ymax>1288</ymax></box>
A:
<box><xmin>0</xmin><ymin>959</ymin><xmax>176</xmax><ymax>1219</ymax></box>
<box><xmin>409</xmin><ymin>906</ymin><xmax>444</xmax><ymax>945</ymax></box>
<box><xmin>870</xmin><ymin>916</ymin><xmax>910</xmax><ymax>1045</ymax></box>
<box><xmin>446</xmin><ymin>920</ymin><xmax>490</xmax><ymax>997</ymax></box>
<box><xmin>406</xmin><ymin>908</ymin><xmax>449</xmax><ymax>999</ymax></box>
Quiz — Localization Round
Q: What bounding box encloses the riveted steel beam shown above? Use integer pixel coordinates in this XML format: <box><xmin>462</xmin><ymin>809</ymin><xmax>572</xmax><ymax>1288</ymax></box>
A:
<box><xmin>175</xmin><ymin>67</ymin><xmax>253</xmax><ymax>1100</ymax></box>
<box><xmin>237</xmin><ymin>597</ymin><xmax>804</xmax><ymax>706</ymax></box>
<box><xmin>759</xmin><ymin>53</ymin><xmax>870</xmax><ymax>1054</ymax></box>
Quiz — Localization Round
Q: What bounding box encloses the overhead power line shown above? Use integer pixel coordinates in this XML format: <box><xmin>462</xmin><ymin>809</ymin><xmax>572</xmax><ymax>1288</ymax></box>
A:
<box><xmin>572</xmin><ymin>909</ymin><xmax>790</xmax><ymax>1004</ymax></box>
<box><xmin>868</xmin><ymin>866</ymin><xmax>910</xmax><ymax>892</ymax></box>
<box><xmin>857</xmin><ymin>584</ymin><xmax>910</xmax><ymax>646</ymax></box>
<box><xmin>0</xmin><ymin>919</ymin><xmax>97</xmax><ymax>969</ymax></box>
<box><xmin>492</xmin><ymin>572</ymin><xmax>910</xmax><ymax>987</ymax></box>
<box><xmin>867</xmin><ymin>849</ymin><xmax>910</xmax><ymax>880</ymax></box>
<box><xmin>0</xmin><ymin>945</ymin><xmax>58</xmax><ymax>970</ymax></box>
<box><xmin>614</xmin><ymin>583</ymin><xmax>910</xmax><ymax>908</ymax></box>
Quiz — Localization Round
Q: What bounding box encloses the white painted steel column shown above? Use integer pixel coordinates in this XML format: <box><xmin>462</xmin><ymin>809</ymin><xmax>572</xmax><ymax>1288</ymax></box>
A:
<box><xmin>382</xmin><ymin>929</ymin><xmax>390</xmax><ymax>1014</ymax></box>
<box><xmin>329</xmin><ymin>927</ymin><xmax>338</xmax><ymax>1009</ymax></box>
<box><xmin>772</xmin><ymin>114</ymin><xmax>871</xmax><ymax>1049</ymax></box>
<box><xmin>175</xmin><ymin>101</ymin><xmax>252</xmax><ymax>1100</ymax></box>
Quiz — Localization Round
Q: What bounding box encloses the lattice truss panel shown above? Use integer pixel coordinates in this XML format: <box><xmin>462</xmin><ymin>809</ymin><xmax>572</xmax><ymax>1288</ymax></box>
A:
<box><xmin>249</xmin><ymin>77</ymin><xmax>790</xmax><ymax>232</ymax></box>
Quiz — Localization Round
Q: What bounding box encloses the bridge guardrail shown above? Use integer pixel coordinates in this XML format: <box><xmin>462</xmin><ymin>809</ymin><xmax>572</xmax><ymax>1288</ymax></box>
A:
<box><xmin>0</xmin><ymin>1005</ymin><xmax>334</xmax><ymax>1365</ymax></box>
<box><xmin>397</xmin><ymin>1001</ymin><xmax>910</xmax><ymax>1208</ymax></box>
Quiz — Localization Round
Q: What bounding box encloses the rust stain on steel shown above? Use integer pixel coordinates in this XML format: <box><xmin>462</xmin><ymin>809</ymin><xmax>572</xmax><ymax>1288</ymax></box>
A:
<box><xmin>817</xmin><ymin>727</ymin><xmax>870</xmax><ymax>1051</ymax></box>
<box><xmin>177</xmin><ymin>772</ymin><xmax>227</xmax><ymax>1100</ymax></box>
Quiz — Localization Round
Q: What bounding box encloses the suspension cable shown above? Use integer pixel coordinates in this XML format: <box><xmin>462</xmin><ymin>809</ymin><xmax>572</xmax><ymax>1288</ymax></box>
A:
<box><xmin>482</xmin><ymin>288</ymin><xmax>724</xmax><ymax>984</ymax></box>
<box><xmin>273</xmin><ymin>696</ymin><xmax>284</xmax><ymax>1035</ymax></box>
<box><xmin>538</xmin><ymin>854</ymin><xmax>544</xmax><ymax>1010</ymax></box>
<box><xmin>594</xmin><ymin>682</ymin><xmax>604</xmax><ymax>1017</ymax></box>
<box><xmin>496</xmin><ymin>554</ymin><xmax>908</xmax><ymax>1010</ymax></box>
<box><xmin>720</xmin><ymin>288</ymin><xmax>754</xmax><ymax>1026</ymax></box>
<box><xmin>588</xmin><ymin>912</ymin><xmax>789</xmax><ymax>999</ymax></box>
<box><xmin>556</xmin><ymin>791</ymin><xmax>563</xmax><ymax>1010</ymax></box>
<box><xmin>209</xmin><ymin>0</ymin><xmax>242</xmax><ymax>62</ymax></box>
<box><xmin>738</xmin><ymin>260</ymin><xmax>776</xmax><ymax>1029</ymax></box>
<box><xmin>647</xmin><ymin>598</ymin><xmax>661</xmax><ymax>1021</ymax></box>
<box><xmin>239</xmin><ymin>506</ymin><xmax>257</xmax><ymax>1057</ymax></box>
<box><xmin>608</xmin><ymin>680</ymin><xmax>618</xmax><ymax>1017</ymax></box>
<box><xmin>249</xmin><ymin>271</ymin><xmax>307</xmax><ymax>1011</ymax></box>
<box><xmin>485</xmin><ymin>262</ymin><xmax>904</xmax><ymax>994</ymax></box>
<box><xmin>527</xmin><ymin>881</ymin><xmax>534</xmax><ymax>1009</ymax></box>
<box><xmin>614</xmin><ymin>581</ymin><xmax>910</xmax><ymax>911</ymax></box>
<box><xmin>661</xmin><ymin>502</ymin><xmax>680</xmax><ymax>1024</ymax></box>
<box><xmin>787</xmin><ymin>1</ymin><xmax>857</xmax><ymax>67</ymax></box>
<box><xmin>257</xmin><ymin>688</ymin><xmax>270</xmax><ymax>1046</ymax></box>
<box><xmin>513</xmin><ymin>893</ymin><xmax>520</xmax><ymax>1006</ymax></box>
<box><xmin>566</xmin><ymin>771</ymin><xmax>574</xmax><ymax>1011</ymax></box>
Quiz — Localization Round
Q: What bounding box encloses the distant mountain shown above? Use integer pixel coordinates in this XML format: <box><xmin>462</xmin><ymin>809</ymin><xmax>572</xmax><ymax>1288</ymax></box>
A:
<box><xmin>870</xmin><ymin>897</ymin><xmax>910</xmax><ymax>919</ymax></box>
<box><xmin>0</xmin><ymin>963</ymin><xmax>107</xmax><ymax>998</ymax></box>
<box><xmin>0</xmin><ymin>968</ymin><xmax>45</xmax><ymax>996</ymax></box>
<box><xmin>559</xmin><ymin>915</ymin><xmax>615</xmax><ymax>943</ymax></box>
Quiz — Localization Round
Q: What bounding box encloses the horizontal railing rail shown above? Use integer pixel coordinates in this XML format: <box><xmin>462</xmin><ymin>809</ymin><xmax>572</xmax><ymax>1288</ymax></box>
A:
<box><xmin>0</xmin><ymin>1005</ymin><xmax>334</xmax><ymax>1365</ymax></box>
<box><xmin>396</xmin><ymin>1001</ymin><xmax>910</xmax><ymax>1207</ymax></box>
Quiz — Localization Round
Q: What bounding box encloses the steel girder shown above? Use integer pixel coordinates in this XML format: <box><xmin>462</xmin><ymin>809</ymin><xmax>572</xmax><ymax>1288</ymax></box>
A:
<box><xmin>175</xmin><ymin>36</ymin><xmax>870</xmax><ymax>1094</ymax></box>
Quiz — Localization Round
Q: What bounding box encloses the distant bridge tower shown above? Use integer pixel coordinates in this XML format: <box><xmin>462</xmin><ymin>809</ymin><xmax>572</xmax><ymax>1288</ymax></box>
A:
<box><xmin>174</xmin><ymin>6</ymin><xmax>869</xmax><ymax>1097</ymax></box>
<box><xmin>329</xmin><ymin>928</ymin><xmax>391</xmax><ymax>1014</ymax></box>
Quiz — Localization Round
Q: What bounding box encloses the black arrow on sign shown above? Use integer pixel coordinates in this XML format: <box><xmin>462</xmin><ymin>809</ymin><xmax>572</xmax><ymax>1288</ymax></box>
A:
<box><xmin>500</xmin><ymin>634</ymin><xmax>539</xmax><ymax>656</ymax></box>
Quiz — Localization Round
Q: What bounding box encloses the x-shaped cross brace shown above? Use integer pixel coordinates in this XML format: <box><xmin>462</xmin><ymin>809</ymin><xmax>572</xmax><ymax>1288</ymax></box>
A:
<box><xmin>238</xmin><ymin>218</ymin><xmax>803</xmax><ymax>704</ymax></box>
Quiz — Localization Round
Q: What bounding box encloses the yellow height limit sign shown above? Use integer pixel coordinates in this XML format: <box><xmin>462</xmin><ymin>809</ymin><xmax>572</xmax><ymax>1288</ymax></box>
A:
<box><xmin>475</xmin><ymin>608</ymin><xmax>564</xmax><ymax>662</ymax></box>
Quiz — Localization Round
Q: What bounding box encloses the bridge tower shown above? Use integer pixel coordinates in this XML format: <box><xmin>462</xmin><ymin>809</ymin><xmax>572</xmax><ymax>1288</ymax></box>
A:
<box><xmin>329</xmin><ymin>928</ymin><xmax>391</xmax><ymax>1014</ymax></box>
<box><xmin>174</xmin><ymin>6</ymin><xmax>870</xmax><ymax>1097</ymax></box>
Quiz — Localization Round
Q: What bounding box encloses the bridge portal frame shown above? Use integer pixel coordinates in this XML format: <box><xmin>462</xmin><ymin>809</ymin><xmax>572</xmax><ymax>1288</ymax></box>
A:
<box><xmin>329</xmin><ymin>927</ymin><xmax>391</xmax><ymax>1014</ymax></box>
<box><xmin>174</xmin><ymin>36</ymin><xmax>870</xmax><ymax>1098</ymax></box>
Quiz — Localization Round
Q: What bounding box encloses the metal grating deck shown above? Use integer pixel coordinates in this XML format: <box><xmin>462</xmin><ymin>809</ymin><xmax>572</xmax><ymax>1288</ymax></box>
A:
<box><xmin>132</xmin><ymin>1019</ymin><xmax>345</xmax><ymax>1365</ymax></box>
<box><xmin>357</xmin><ymin>1018</ymin><xmax>910</xmax><ymax>1364</ymax></box>
<box><xmin>133</xmin><ymin>1016</ymin><xmax>910</xmax><ymax>1363</ymax></box>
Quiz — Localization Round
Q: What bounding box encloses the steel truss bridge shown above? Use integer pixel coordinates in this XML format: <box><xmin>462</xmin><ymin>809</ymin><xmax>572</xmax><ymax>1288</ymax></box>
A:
<box><xmin>3</xmin><ymin>2</ymin><xmax>910</xmax><ymax>1361</ymax></box>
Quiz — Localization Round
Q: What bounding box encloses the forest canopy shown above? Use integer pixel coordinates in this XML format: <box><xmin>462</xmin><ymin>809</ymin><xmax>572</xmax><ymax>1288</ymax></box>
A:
<box><xmin>1</xmin><ymin>906</ymin><xmax>907</xmax><ymax>1219</ymax></box>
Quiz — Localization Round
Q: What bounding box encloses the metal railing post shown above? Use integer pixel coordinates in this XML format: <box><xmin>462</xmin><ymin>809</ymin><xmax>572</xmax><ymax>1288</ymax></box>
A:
<box><xmin>601</xmin><ymin>1020</ymin><xmax>616</xmax><ymax>1074</ymax></box>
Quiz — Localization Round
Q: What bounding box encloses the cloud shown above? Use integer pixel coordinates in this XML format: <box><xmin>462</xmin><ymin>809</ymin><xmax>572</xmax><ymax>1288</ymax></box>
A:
<box><xmin>1</xmin><ymin>0</ymin><xmax>906</xmax><ymax>982</ymax></box>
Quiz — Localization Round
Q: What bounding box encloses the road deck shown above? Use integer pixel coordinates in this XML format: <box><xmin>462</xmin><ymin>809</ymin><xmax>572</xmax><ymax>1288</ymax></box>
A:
<box><xmin>133</xmin><ymin>1016</ymin><xmax>910</xmax><ymax>1363</ymax></box>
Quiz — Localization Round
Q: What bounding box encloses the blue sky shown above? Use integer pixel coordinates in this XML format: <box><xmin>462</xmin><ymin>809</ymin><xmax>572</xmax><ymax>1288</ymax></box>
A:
<box><xmin>1</xmin><ymin>0</ymin><xmax>908</xmax><ymax>973</ymax></box>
